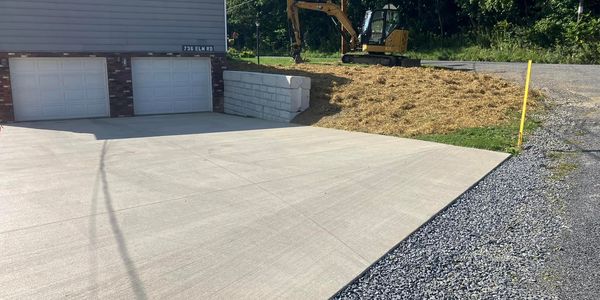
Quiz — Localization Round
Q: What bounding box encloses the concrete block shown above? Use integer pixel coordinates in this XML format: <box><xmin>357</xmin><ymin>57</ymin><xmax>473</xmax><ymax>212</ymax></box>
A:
<box><xmin>224</xmin><ymin>70</ymin><xmax>311</xmax><ymax>123</ymax></box>
<box><xmin>300</xmin><ymin>88</ymin><xmax>310</xmax><ymax>111</ymax></box>
<box><xmin>276</xmin><ymin>88</ymin><xmax>291</xmax><ymax>97</ymax></box>
<box><xmin>223</xmin><ymin>71</ymin><xmax>241</xmax><ymax>81</ymax></box>
<box><xmin>240</xmin><ymin>73</ymin><xmax>263</xmax><ymax>85</ymax></box>
<box><xmin>276</xmin><ymin>95</ymin><xmax>287</xmax><ymax>103</ymax></box>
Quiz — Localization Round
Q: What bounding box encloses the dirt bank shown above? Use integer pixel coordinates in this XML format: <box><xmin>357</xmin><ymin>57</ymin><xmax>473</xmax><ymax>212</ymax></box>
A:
<box><xmin>230</xmin><ymin>61</ymin><xmax>538</xmax><ymax>137</ymax></box>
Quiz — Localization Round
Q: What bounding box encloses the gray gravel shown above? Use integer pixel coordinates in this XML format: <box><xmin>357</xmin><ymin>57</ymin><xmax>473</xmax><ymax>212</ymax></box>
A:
<box><xmin>333</xmin><ymin>62</ymin><xmax>600</xmax><ymax>299</ymax></box>
<box><xmin>548</xmin><ymin>90</ymin><xmax>600</xmax><ymax>300</ymax></box>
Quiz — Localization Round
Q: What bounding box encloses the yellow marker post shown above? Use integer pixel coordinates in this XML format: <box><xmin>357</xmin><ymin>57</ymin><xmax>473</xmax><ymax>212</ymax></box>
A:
<box><xmin>518</xmin><ymin>60</ymin><xmax>533</xmax><ymax>148</ymax></box>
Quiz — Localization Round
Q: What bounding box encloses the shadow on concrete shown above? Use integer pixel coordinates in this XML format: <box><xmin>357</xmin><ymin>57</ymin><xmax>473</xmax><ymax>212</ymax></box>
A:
<box><xmin>228</xmin><ymin>60</ymin><xmax>350</xmax><ymax>125</ymax></box>
<box><xmin>88</xmin><ymin>141</ymin><xmax>148</xmax><ymax>299</ymax></box>
<box><xmin>8</xmin><ymin>112</ymin><xmax>297</xmax><ymax>140</ymax></box>
<box><xmin>88</xmin><ymin>158</ymin><xmax>100</xmax><ymax>298</ymax></box>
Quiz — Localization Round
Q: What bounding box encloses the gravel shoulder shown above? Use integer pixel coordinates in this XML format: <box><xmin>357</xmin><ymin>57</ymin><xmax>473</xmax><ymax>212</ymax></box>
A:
<box><xmin>550</xmin><ymin>90</ymin><xmax>600</xmax><ymax>299</ymax></box>
<box><xmin>333</xmin><ymin>62</ymin><xmax>600</xmax><ymax>299</ymax></box>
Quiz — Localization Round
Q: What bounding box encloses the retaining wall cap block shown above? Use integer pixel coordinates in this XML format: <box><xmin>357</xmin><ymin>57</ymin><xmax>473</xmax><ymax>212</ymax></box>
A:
<box><xmin>223</xmin><ymin>71</ymin><xmax>242</xmax><ymax>81</ymax></box>
<box><xmin>224</xmin><ymin>71</ymin><xmax>310</xmax><ymax>89</ymax></box>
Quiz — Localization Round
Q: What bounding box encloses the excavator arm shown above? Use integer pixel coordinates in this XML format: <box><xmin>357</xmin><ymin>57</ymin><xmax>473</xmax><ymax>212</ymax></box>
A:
<box><xmin>287</xmin><ymin>0</ymin><xmax>358</xmax><ymax>63</ymax></box>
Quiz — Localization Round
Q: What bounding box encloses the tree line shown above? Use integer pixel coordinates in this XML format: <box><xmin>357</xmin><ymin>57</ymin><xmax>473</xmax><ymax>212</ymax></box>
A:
<box><xmin>227</xmin><ymin>0</ymin><xmax>600</xmax><ymax>63</ymax></box>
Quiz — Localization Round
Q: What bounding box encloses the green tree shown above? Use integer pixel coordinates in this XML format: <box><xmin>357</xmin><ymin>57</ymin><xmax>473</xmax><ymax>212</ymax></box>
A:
<box><xmin>225</xmin><ymin>0</ymin><xmax>600</xmax><ymax>63</ymax></box>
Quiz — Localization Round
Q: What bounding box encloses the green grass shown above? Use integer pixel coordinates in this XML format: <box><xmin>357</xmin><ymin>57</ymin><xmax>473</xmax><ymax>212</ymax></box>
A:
<box><xmin>236</xmin><ymin>45</ymin><xmax>567</xmax><ymax>65</ymax></box>
<box><xmin>546</xmin><ymin>150</ymin><xmax>579</xmax><ymax>180</ymax></box>
<box><xmin>236</xmin><ymin>46</ymin><xmax>568</xmax><ymax>65</ymax></box>
<box><xmin>405</xmin><ymin>44</ymin><xmax>577</xmax><ymax>64</ymax></box>
<box><xmin>415</xmin><ymin>116</ymin><xmax>541</xmax><ymax>153</ymax></box>
<box><xmin>550</xmin><ymin>162</ymin><xmax>578</xmax><ymax>180</ymax></box>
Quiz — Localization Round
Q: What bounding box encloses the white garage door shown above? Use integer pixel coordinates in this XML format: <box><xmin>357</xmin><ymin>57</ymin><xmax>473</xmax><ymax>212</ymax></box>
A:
<box><xmin>131</xmin><ymin>57</ymin><xmax>212</xmax><ymax>115</ymax></box>
<box><xmin>10</xmin><ymin>58</ymin><xmax>109</xmax><ymax>121</ymax></box>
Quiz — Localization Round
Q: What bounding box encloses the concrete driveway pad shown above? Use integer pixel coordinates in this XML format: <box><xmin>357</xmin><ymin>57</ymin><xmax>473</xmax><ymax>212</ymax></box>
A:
<box><xmin>0</xmin><ymin>113</ymin><xmax>508</xmax><ymax>299</ymax></box>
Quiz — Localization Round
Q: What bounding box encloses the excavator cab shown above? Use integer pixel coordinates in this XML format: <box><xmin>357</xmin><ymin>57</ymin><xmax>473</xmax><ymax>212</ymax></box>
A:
<box><xmin>359</xmin><ymin>8</ymin><xmax>408</xmax><ymax>54</ymax></box>
<box><xmin>287</xmin><ymin>0</ymin><xmax>419</xmax><ymax>66</ymax></box>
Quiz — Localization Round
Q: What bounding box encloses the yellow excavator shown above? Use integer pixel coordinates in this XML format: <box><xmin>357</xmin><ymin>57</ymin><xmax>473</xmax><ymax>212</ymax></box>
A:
<box><xmin>287</xmin><ymin>0</ymin><xmax>420</xmax><ymax>67</ymax></box>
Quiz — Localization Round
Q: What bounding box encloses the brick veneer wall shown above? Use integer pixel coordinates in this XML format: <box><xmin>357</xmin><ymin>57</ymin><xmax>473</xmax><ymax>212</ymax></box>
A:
<box><xmin>0</xmin><ymin>52</ymin><xmax>226</xmax><ymax>122</ymax></box>
<box><xmin>0</xmin><ymin>54</ymin><xmax>13</xmax><ymax>122</ymax></box>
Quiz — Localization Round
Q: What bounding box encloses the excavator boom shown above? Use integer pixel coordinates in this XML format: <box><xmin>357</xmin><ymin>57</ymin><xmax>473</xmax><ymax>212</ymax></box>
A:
<box><xmin>286</xmin><ymin>0</ymin><xmax>420</xmax><ymax>67</ymax></box>
<box><xmin>287</xmin><ymin>0</ymin><xmax>357</xmax><ymax>63</ymax></box>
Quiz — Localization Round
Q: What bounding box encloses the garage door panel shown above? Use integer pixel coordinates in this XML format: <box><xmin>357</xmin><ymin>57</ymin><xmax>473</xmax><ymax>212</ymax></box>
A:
<box><xmin>153</xmin><ymin>72</ymin><xmax>171</xmax><ymax>82</ymax></box>
<box><xmin>152</xmin><ymin>60</ymin><xmax>171</xmax><ymax>69</ymax></box>
<box><xmin>85</xmin><ymin>59</ymin><xmax>106</xmax><ymax>69</ymax></box>
<box><xmin>134</xmin><ymin>79</ymin><xmax>154</xmax><ymax>90</ymax></box>
<box><xmin>62</xmin><ymin>60</ymin><xmax>85</xmax><ymax>71</ymax></box>
<box><xmin>19</xmin><ymin>106</ymin><xmax>43</xmax><ymax>119</ymax></box>
<box><xmin>134</xmin><ymin>87</ymin><xmax>155</xmax><ymax>99</ymax></box>
<box><xmin>65</xmin><ymin>90</ymin><xmax>85</xmax><ymax>101</ymax></box>
<box><xmin>154</xmin><ymin>88</ymin><xmax>173</xmax><ymax>98</ymax></box>
<box><xmin>45</xmin><ymin>90</ymin><xmax>65</xmax><ymax>103</ymax></box>
<box><xmin>191</xmin><ymin>72</ymin><xmax>209</xmax><ymax>83</ymax></box>
<box><xmin>190</xmin><ymin>59</ymin><xmax>209</xmax><ymax>69</ymax></box>
<box><xmin>132</xmin><ymin>57</ymin><xmax>212</xmax><ymax>115</ymax></box>
<box><xmin>10</xmin><ymin>60</ymin><xmax>36</xmax><ymax>72</ymax></box>
<box><xmin>84</xmin><ymin>73</ymin><xmax>106</xmax><ymax>84</ymax></box>
<box><xmin>172</xmin><ymin>60</ymin><xmax>191</xmax><ymax>69</ymax></box>
<box><xmin>11</xmin><ymin>75</ymin><xmax>37</xmax><ymax>89</ymax></box>
<box><xmin>63</xmin><ymin>74</ymin><xmax>85</xmax><ymax>87</ymax></box>
<box><xmin>14</xmin><ymin>93</ymin><xmax>38</xmax><ymax>106</ymax></box>
<box><xmin>86</xmin><ymin>103</ymin><xmax>108</xmax><ymax>114</ymax></box>
<box><xmin>191</xmin><ymin>87</ymin><xmax>205</xmax><ymax>97</ymax></box>
<box><xmin>136</xmin><ymin>102</ymin><xmax>172</xmax><ymax>115</ymax></box>
<box><xmin>66</xmin><ymin>104</ymin><xmax>87</xmax><ymax>115</ymax></box>
<box><xmin>38</xmin><ymin>74</ymin><xmax>61</xmax><ymax>88</ymax></box>
<box><xmin>85</xmin><ymin>88</ymin><xmax>107</xmax><ymax>100</ymax></box>
<box><xmin>134</xmin><ymin>62</ymin><xmax>155</xmax><ymax>72</ymax></box>
<box><xmin>37</xmin><ymin>60</ymin><xmax>60</xmax><ymax>71</ymax></box>
<box><xmin>173</xmin><ymin>81</ymin><xmax>192</xmax><ymax>88</ymax></box>
<box><xmin>173</xmin><ymin>72</ymin><xmax>190</xmax><ymax>82</ymax></box>
<box><xmin>43</xmin><ymin>105</ymin><xmax>66</xmax><ymax>116</ymax></box>
<box><xmin>10</xmin><ymin>57</ymin><xmax>109</xmax><ymax>121</ymax></box>
<box><xmin>173</xmin><ymin>86</ymin><xmax>192</xmax><ymax>97</ymax></box>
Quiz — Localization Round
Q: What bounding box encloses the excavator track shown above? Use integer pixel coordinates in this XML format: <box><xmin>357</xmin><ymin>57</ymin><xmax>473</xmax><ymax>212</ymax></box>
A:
<box><xmin>341</xmin><ymin>54</ymin><xmax>421</xmax><ymax>67</ymax></box>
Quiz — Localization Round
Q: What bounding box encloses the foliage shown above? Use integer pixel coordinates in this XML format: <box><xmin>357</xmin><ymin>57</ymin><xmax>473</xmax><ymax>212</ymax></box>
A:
<box><xmin>416</xmin><ymin>115</ymin><xmax>540</xmax><ymax>153</ymax></box>
<box><xmin>227</xmin><ymin>0</ymin><xmax>600</xmax><ymax>64</ymax></box>
<box><xmin>227</xmin><ymin>47</ymin><xmax>257</xmax><ymax>58</ymax></box>
<box><xmin>235</xmin><ymin>56</ymin><xmax>340</xmax><ymax>66</ymax></box>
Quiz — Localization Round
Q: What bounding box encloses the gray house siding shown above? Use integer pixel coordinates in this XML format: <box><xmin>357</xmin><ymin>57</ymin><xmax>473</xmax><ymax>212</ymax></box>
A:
<box><xmin>0</xmin><ymin>0</ymin><xmax>227</xmax><ymax>52</ymax></box>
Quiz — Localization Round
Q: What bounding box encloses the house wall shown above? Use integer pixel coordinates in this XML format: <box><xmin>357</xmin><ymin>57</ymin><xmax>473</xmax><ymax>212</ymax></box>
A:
<box><xmin>0</xmin><ymin>57</ymin><xmax>13</xmax><ymax>122</ymax></box>
<box><xmin>0</xmin><ymin>52</ymin><xmax>227</xmax><ymax>122</ymax></box>
<box><xmin>0</xmin><ymin>0</ymin><xmax>228</xmax><ymax>122</ymax></box>
<box><xmin>0</xmin><ymin>0</ymin><xmax>227</xmax><ymax>53</ymax></box>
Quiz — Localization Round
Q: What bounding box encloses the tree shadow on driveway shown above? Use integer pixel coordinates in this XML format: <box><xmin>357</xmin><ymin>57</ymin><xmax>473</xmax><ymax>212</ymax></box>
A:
<box><xmin>89</xmin><ymin>140</ymin><xmax>148</xmax><ymax>299</ymax></box>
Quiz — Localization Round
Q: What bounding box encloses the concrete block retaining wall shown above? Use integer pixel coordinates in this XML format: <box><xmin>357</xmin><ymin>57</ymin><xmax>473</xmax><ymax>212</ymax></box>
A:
<box><xmin>223</xmin><ymin>71</ymin><xmax>310</xmax><ymax>122</ymax></box>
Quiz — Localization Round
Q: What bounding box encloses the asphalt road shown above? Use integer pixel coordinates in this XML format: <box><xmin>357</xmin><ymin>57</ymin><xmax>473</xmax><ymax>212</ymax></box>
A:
<box><xmin>424</xmin><ymin>61</ymin><xmax>600</xmax><ymax>298</ymax></box>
